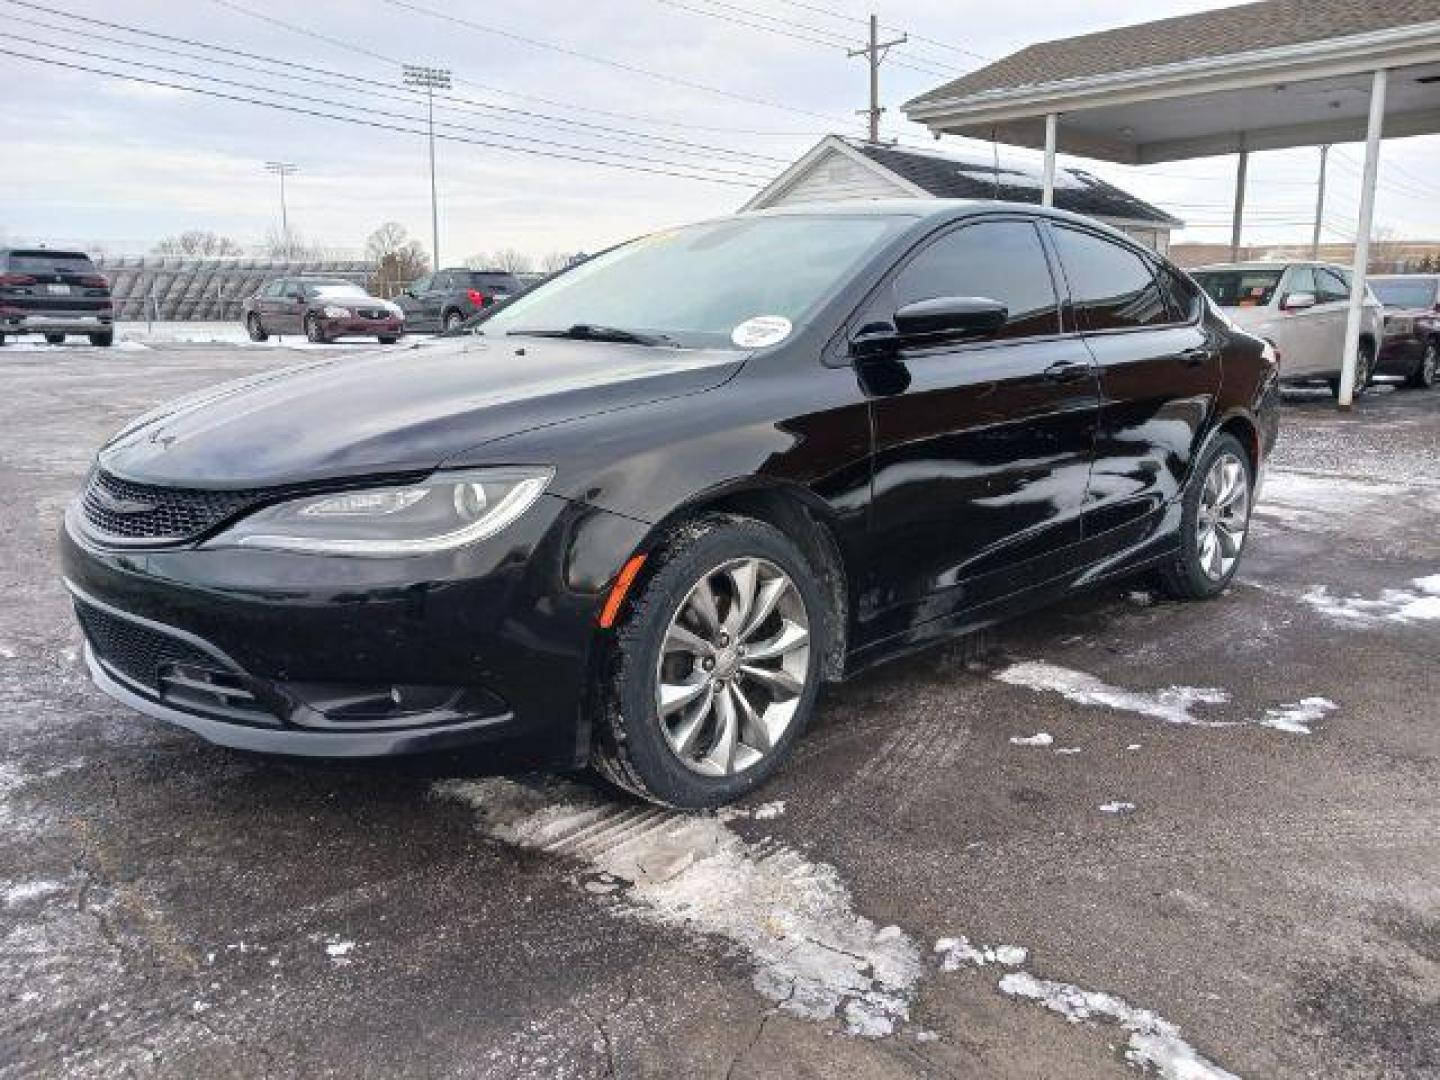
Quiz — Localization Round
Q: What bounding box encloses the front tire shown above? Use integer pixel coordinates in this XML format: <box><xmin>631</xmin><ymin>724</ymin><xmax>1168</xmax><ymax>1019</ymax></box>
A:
<box><xmin>443</xmin><ymin>309</ymin><xmax>464</xmax><ymax>332</ymax></box>
<box><xmin>44</xmin><ymin>333</ymin><xmax>65</xmax><ymax>345</ymax></box>
<box><xmin>1329</xmin><ymin>340</ymin><xmax>1373</xmax><ymax>399</ymax></box>
<box><xmin>592</xmin><ymin>514</ymin><xmax>825</xmax><ymax>808</ymax></box>
<box><xmin>1157</xmin><ymin>433</ymin><xmax>1254</xmax><ymax>601</ymax></box>
<box><xmin>1406</xmin><ymin>339</ymin><xmax>1438</xmax><ymax>389</ymax></box>
<box><xmin>305</xmin><ymin>314</ymin><xmax>328</xmax><ymax>344</ymax></box>
<box><xmin>88</xmin><ymin>332</ymin><xmax>113</xmax><ymax>347</ymax></box>
<box><xmin>246</xmin><ymin>313</ymin><xmax>268</xmax><ymax>342</ymax></box>
<box><xmin>378</xmin><ymin>335</ymin><xmax>399</xmax><ymax>344</ymax></box>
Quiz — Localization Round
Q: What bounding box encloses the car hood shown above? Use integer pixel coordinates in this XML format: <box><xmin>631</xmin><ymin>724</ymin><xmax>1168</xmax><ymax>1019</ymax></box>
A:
<box><xmin>99</xmin><ymin>336</ymin><xmax>745</xmax><ymax>487</ymax></box>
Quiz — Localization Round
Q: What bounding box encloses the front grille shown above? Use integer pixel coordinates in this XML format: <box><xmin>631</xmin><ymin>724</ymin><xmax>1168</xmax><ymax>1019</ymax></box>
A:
<box><xmin>75</xmin><ymin>600</ymin><xmax>273</xmax><ymax>721</ymax></box>
<box><xmin>75</xmin><ymin>600</ymin><xmax>218</xmax><ymax>692</ymax></box>
<box><xmin>356</xmin><ymin>307</ymin><xmax>388</xmax><ymax>319</ymax></box>
<box><xmin>80</xmin><ymin>470</ymin><xmax>267</xmax><ymax>543</ymax></box>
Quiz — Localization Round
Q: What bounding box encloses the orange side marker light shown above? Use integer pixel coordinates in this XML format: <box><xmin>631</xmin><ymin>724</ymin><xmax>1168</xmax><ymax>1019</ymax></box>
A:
<box><xmin>598</xmin><ymin>552</ymin><xmax>648</xmax><ymax>628</ymax></box>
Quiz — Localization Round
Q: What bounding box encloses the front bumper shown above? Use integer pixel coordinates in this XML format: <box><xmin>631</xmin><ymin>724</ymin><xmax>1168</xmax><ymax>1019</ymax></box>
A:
<box><xmin>317</xmin><ymin>315</ymin><xmax>403</xmax><ymax>336</ymax></box>
<box><xmin>3</xmin><ymin>311</ymin><xmax>113</xmax><ymax>335</ymax></box>
<box><xmin>61</xmin><ymin>493</ymin><xmax>650</xmax><ymax>764</ymax></box>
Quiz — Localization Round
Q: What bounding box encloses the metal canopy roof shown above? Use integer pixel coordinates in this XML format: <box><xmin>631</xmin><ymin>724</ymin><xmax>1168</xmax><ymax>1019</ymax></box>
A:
<box><xmin>904</xmin><ymin>5</ymin><xmax>1440</xmax><ymax>164</ymax></box>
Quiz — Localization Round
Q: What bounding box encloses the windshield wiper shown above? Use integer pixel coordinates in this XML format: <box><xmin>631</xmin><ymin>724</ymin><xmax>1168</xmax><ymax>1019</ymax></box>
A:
<box><xmin>505</xmin><ymin>324</ymin><xmax>676</xmax><ymax>347</ymax></box>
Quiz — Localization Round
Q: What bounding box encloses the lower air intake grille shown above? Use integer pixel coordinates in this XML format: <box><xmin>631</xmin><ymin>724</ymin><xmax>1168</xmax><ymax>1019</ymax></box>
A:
<box><xmin>75</xmin><ymin>600</ymin><xmax>216</xmax><ymax>692</ymax></box>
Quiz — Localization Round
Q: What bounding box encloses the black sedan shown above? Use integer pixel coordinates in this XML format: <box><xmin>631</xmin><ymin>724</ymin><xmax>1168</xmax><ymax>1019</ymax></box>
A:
<box><xmin>61</xmin><ymin>202</ymin><xmax>1278</xmax><ymax>808</ymax></box>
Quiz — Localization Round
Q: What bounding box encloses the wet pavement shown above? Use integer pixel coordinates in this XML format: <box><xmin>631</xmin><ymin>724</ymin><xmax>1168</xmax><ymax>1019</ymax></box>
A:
<box><xmin>1</xmin><ymin>341</ymin><xmax>1436</xmax><ymax>1079</ymax></box>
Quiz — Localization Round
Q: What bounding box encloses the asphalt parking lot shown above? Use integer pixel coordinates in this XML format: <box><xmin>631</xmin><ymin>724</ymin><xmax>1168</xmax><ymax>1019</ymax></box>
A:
<box><xmin>1</xmin><ymin>339</ymin><xmax>1437</xmax><ymax>1079</ymax></box>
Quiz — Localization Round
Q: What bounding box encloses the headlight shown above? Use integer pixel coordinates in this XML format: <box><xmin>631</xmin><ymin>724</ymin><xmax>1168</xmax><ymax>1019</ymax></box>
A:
<box><xmin>213</xmin><ymin>467</ymin><xmax>553</xmax><ymax>555</ymax></box>
<box><xmin>322</xmin><ymin>305</ymin><xmax>352</xmax><ymax>318</ymax></box>
<box><xmin>385</xmin><ymin>301</ymin><xmax>403</xmax><ymax>316</ymax></box>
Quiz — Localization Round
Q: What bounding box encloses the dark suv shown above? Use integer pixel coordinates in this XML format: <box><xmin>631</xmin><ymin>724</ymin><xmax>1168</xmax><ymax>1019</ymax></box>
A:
<box><xmin>0</xmin><ymin>249</ymin><xmax>114</xmax><ymax>346</ymax></box>
<box><xmin>395</xmin><ymin>268</ymin><xmax>523</xmax><ymax>332</ymax></box>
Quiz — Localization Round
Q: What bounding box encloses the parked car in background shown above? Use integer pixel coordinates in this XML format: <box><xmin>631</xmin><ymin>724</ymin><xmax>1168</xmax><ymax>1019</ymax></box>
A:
<box><xmin>0</xmin><ymin>248</ymin><xmax>114</xmax><ymax>346</ymax></box>
<box><xmin>395</xmin><ymin>268</ymin><xmax>523</xmax><ymax>332</ymax></box>
<box><xmin>243</xmin><ymin>277</ymin><xmax>403</xmax><ymax>344</ymax></box>
<box><xmin>1370</xmin><ymin>273</ymin><xmax>1439</xmax><ymax>389</ymax></box>
<box><xmin>63</xmin><ymin>202</ymin><xmax>1278</xmax><ymax>808</ymax></box>
<box><xmin>1191</xmin><ymin>261</ymin><xmax>1383</xmax><ymax>399</ymax></box>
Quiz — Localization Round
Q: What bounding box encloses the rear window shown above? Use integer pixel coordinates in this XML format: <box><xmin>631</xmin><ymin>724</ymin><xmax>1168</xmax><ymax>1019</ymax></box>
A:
<box><xmin>1371</xmin><ymin>278</ymin><xmax>1438</xmax><ymax>309</ymax></box>
<box><xmin>1191</xmin><ymin>269</ymin><xmax>1283</xmax><ymax>308</ymax></box>
<box><xmin>6</xmin><ymin>250</ymin><xmax>96</xmax><ymax>274</ymax></box>
<box><xmin>468</xmin><ymin>273</ymin><xmax>519</xmax><ymax>293</ymax></box>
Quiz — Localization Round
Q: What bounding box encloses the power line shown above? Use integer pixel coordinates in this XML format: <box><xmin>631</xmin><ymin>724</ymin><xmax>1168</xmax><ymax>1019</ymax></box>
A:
<box><xmin>766</xmin><ymin>0</ymin><xmax>992</xmax><ymax>62</ymax></box>
<box><xmin>4</xmin><ymin>1</ymin><xmax>794</xmax><ymax>165</ymax></box>
<box><xmin>378</xmin><ymin>0</ymin><xmax>849</xmax><ymax>125</ymax></box>
<box><xmin>7</xmin><ymin>31</ymin><xmax>774</xmax><ymax>182</ymax></box>
<box><xmin>655</xmin><ymin>0</ymin><xmax>964</xmax><ymax>78</ymax></box>
<box><xmin>0</xmin><ymin>47</ymin><xmax>767</xmax><ymax>187</ymax></box>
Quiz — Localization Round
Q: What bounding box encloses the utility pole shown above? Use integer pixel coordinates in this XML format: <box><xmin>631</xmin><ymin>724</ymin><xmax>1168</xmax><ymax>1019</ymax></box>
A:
<box><xmin>264</xmin><ymin>161</ymin><xmax>298</xmax><ymax>240</ymax></box>
<box><xmin>848</xmin><ymin>14</ymin><xmax>906</xmax><ymax>143</ymax></box>
<box><xmin>402</xmin><ymin>64</ymin><xmax>451</xmax><ymax>271</ymax></box>
<box><xmin>1311</xmin><ymin>143</ymin><xmax>1330</xmax><ymax>259</ymax></box>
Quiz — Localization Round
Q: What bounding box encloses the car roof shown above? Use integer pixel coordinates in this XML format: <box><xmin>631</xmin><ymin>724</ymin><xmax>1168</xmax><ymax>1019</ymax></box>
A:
<box><xmin>3</xmin><ymin>248</ymin><xmax>92</xmax><ymax>259</ymax></box>
<box><xmin>1192</xmin><ymin>261</ymin><xmax>1346</xmax><ymax>272</ymax></box>
<box><xmin>1370</xmin><ymin>273</ymin><xmax>1439</xmax><ymax>281</ymax></box>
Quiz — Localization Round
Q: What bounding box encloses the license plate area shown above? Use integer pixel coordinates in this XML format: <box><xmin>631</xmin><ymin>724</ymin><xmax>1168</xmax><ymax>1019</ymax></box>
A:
<box><xmin>47</xmin><ymin>283</ymin><xmax>71</xmax><ymax>295</ymax></box>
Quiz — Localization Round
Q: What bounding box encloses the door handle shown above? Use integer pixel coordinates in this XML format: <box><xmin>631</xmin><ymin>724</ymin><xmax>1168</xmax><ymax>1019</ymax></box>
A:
<box><xmin>1043</xmin><ymin>359</ymin><xmax>1091</xmax><ymax>382</ymax></box>
<box><xmin>1180</xmin><ymin>347</ymin><xmax>1215</xmax><ymax>366</ymax></box>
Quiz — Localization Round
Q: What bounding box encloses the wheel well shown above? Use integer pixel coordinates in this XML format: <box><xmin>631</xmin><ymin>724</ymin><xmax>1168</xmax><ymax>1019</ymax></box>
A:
<box><xmin>662</xmin><ymin>486</ymin><xmax>850</xmax><ymax>681</ymax></box>
<box><xmin>1217</xmin><ymin>414</ymin><xmax>1260</xmax><ymax>475</ymax></box>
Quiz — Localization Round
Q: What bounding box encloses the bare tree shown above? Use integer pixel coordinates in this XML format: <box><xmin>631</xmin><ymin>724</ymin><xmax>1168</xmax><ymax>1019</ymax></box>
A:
<box><xmin>365</xmin><ymin>222</ymin><xmax>430</xmax><ymax>296</ymax></box>
<box><xmin>540</xmin><ymin>250</ymin><xmax>576</xmax><ymax>273</ymax></box>
<box><xmin>487</xmin><ymin>248</ymin><xmax>534</xmax><ymax>274</ymax></box>
<box><xmin>264</xmin><ymin>224</ymin><xmax>321</xmax><ymax>260</ymax></box>
<box><xmin>153</xmin><ymin>229</ymin><xmax>244</xmax><ymax>257</ymax></box>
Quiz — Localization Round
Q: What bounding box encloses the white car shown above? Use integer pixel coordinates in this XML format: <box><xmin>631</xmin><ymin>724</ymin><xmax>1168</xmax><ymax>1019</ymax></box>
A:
<box><xmin>1191</xmin><ymin>261</ymin><xmax>1384</xmax><ymax>398</ymax></box>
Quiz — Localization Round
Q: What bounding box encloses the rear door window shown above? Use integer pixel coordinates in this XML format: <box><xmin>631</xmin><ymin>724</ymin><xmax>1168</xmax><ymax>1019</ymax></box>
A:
<box><xmin>1316</xmin><ymin>268</ymin><xmax>1349</xmax><ymax>304</ymax></box>
<box><xmin>1155</xmin><ymin>263</ymin><xmax>1201</xmax><ymax>322</ymax></box>
<box><xmin>890</xmin><ymin>220</ymin><xmax>1061</xmax><ymax>341</ymax></box>
<box><xmin>1285</xmin><ymin>265</ymin><xmax>1317</xmax><ymax>302</ymax></box>
<box><xmin>1052</xmin><ymin>228</ymin><xmax>1168</xmax><ymax>331</ymax></box>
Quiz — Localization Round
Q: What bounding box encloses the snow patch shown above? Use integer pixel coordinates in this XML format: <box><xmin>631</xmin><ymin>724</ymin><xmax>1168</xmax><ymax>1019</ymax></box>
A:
<box><xmin>323</xmin><ymin>937</ymin><xmax>356</xmax><ymax>962</ymax></box>
<box><xmin>1000</xmin><ymin>972</ymin><xmax>1240</xmax><ymax>1079</ymax></box>
<box><xmin>436</xmin><ymin>778</ymin><xmax>922</xmax><ymax>1038</ymax></box>
<box><xmin>995</xmin><ymin>662</ymin><xmax>1232</xmax><ymax>728</ymax></box>
<box><xmin>1099</xmin><ymin>802</ymin><xmax>1137</xmax><ymax>815</ymax></box>
<box><xmin>1303</xmin><ymin>575</ymin><xmax>1440</xmax><ymax>624</ymax></box>
<box><xmin>934</xmin><ymin>936</ymin><xmax>1028</xmax><ymax>970</ymax></box>
<box><xmin>1009</xmin><ymin>732</ymin><xmax>1054</xmax><ymax>747</ymax></box>
<box><xmin>3</xmin><ymin>880</ymin><xmax>64</xmax><ymax>907</ymax></box>
<box><xmin>1254</xmin><ymin>697</ymin><xmax>1336</xmax><ymax>735</ymax></box>
<box><xmin>1054</xmin><ymin>747</ymin><xmax>1083</xmax><ymax>756</ymax></box>
<box><xmin>719</xmin><ymin>799</ymin><xmax>787</xmax><ymax>822</ymax></box>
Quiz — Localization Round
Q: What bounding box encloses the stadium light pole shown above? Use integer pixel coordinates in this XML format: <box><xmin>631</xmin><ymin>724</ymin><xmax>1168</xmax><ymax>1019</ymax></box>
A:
<box><xmin>402</xmin><ymin>64</ymin><xmax>451</xmax><ymax>271</ymax></box>
<box><xmin>264</xmin><ymin>161</ymin><xmax>298</xmax><ymax>238</ymax></box>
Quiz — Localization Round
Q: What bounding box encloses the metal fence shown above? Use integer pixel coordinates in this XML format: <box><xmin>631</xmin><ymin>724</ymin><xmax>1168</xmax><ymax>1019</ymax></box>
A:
<box><xmin>94</xmin><ymin>256</ymin><xmax>376</xmax><ymax>322</ymax></box>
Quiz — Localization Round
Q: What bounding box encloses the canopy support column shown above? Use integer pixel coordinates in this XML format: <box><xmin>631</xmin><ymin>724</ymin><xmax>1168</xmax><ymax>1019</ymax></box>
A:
<box><xmin>1042</xmin><ymin>112</ymin><xmax>1058</xmax><ymax>207</ymax></box>
<box><xmin>1229</xmin><ymin>141</ymin><xmax>1248</xmax><ymax>262</ymax></box>
<box><xmin>1338</xmin><ymin>68</ymin><xmax>1388</xmax><ymax>411</ymax></box>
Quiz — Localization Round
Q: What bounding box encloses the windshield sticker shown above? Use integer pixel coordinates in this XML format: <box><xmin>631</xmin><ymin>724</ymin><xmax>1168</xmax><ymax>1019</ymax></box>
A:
<box><xmin>732</xmin><ymin>316</ymin><xmax>792</xmax><ymax>349</ymax></box>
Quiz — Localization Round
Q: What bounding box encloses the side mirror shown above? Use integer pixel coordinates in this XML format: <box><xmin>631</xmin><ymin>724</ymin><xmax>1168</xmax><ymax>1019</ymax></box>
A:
<box><xmin>1282</xmin><ymin>291</ymin><xmax>1316</xmax><ymax>311</ymax></box>
<box><xmin>895</xmin><ymin>296</ymin><xmax>1008</xmax><ymax>340</ymax></box>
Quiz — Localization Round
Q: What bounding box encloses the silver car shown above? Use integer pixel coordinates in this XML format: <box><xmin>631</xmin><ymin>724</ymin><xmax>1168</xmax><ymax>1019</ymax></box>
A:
<box><xmin>1191</xmin><ymin>261</ymin><xmax>1384</xmax><ymax>398</ymax></box>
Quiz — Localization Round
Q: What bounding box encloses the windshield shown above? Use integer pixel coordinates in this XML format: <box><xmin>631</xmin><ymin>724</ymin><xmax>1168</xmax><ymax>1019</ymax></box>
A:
<box><xmin>1370</xmin><ymin>278</ymin><xmax>1437</xmax><ymax>309</ymax></box>
<box><xmin>1191</xmin><ymin>269</ymin><xmax>1284</xmax><ymax>308</ymax></box>
<box><xmin>8</xmin><ymin>251</ymin><xmax>95</xmax><ymax>274</ymax></box>
<box><xmin>310</xmin><ymin>284</ymin><xmax>368</xmax><ymax>299</ymax></box>
<box><xmin>478</xmin><ymin>214</ymin><xmax>912</xmax><ymax>349</ymax></box>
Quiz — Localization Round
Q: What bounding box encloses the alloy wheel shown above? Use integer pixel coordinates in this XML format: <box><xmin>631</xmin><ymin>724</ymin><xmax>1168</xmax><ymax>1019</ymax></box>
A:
<box><xmin>655</xmin><ymin>557</ymin><xmax>810</xmax><ymax>776</ymax></box>
<box><xmin>1354</xmin><ymin>345</ymin><xmax>1372</xmax><ymax>395</ymax></box>
<box><xmin>306</xmin><ymin>315</ymin><xmax>323</xmax><ymax>343</ymax></box>
<box><xmin>1196</xmin><ymin>451</ymin><xmax>1249</xmax><ymax>582</ymax></box>
<box><xmin>1422</xmin><ymin>343</ymin><xmax>1438</xmax><ymax>387</ymax></box>
<box><xmin>445</xmin><ymin>312</ymin><xmax>463</xmax><ymax>332</ymax></box>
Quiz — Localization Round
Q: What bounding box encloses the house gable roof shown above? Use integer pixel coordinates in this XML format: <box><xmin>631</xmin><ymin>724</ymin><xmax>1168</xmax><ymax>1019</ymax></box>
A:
<box><xmin>845</xmin><ymin>139</ymin><xmax>1181</xmax><ymax>227</ymax></box>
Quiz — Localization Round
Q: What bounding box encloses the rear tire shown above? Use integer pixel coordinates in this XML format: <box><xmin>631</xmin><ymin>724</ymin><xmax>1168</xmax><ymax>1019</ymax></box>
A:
<box><xmin>591</xmin><ymin>514</ymin><xmax>826</xmax><ymax>808</ymax></box>
<box><xmin>378</xmin><ymin>335</ymin><xmax>399</xmax><ymax>344</ymax></box>
<box><xmin>44</xmin><ymin>333</ymin><xmax>65</xmax><ymax>345</ymax></box>
<box><xmin>305</xmin><ymin>314</ymin><xmax>328</xmax><ymax>344</ymax></box>
<box><xmin>1406</xmin><ymin>339</ymin><xmax>1438</xmax><ymax>389</ymax></box>
<box><xmin>246</xmin><ymin>313</ymin><xmax>268</xmax><ymax>342</ymax></box>
<box><xmin>88</xmin><ymin>332</ymin><xmax>113</xmax><ymax>347</ymax></box>
<box><xmin>443</xmin><ymin>309</ymin><xmax>464</xmax><ymax>332</ymax></box>
<box><xmin>1328</xmin><ymin>339</ymin><xmax>1373</xmax><ymax>399</ymax></box>
<box><xmin>1157</xmin><ymin>433</ymin><xmax>1254</xmax><ymax>601</ymax></box>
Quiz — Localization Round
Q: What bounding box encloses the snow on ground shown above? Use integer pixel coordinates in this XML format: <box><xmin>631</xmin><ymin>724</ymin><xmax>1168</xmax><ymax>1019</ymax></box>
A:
<box><xmin>1000</xmin><ymin>972</ymin><xmax>1240</xmax><ymax>1080</ymax></box>
<box><xmin>1303</xmin><ymin>574</ymin><xmax>1440</xmax><ymax>624</ymax></box>
<box><xmin>995</xmin><ymin>662</ymin><xmax>1233</xmax><ymax>727</ymax></box>
<box><xmin>1099</xmin><ymin>802</ymin><xmax>1138</xmax><ymax>815</ymax></box>
<box><xmin>934</xmin><ymin>936</ymin><xmax>1027</xmax><ymax>970</ymax></box>
<box><xmin>436</xmin><ymin>778</ymin><xmax>923</xmax><ymax>1039</ymax></box>
<box><xmin>1009</xmin><ymin>732</ymin><xmax>1054</xmax><ymax>747</ymax></box>
<box><xmin>995</xmin><ymin>662</ymin><xmax>1339</xmax><ymax>737</ymax></box>
<box><xmin>1254</xmin><ymin>697</ymin><xmax>1336</xmax><ymax>735</ymax></box>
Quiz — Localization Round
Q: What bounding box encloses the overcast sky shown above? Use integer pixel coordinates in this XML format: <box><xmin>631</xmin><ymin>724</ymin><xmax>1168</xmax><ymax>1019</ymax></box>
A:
<box><xmin>3</xmin><ymin>0</ymin><xmax>1438</xmax><ymax>262</ymax></box>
